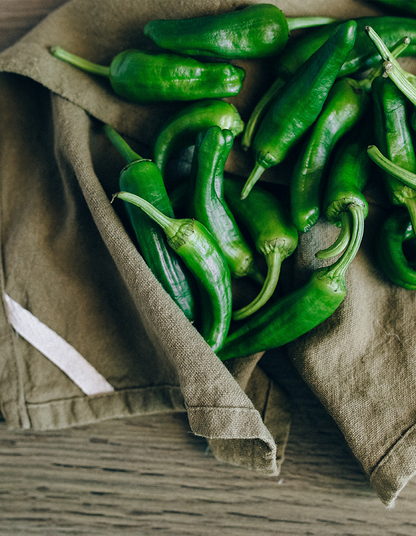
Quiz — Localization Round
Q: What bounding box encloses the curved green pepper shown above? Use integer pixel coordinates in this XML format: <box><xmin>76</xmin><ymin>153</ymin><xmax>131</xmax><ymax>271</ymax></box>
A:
<box><xmin>188</xmin><ymin>126</ymin><xmax>262</xmax><ymax>282</ymax></box>
<box><xmin>113</xmin><ymin>192</ymin><xmax>232</xmax><ymax>352</ymax></box>
<box><xmin>377</xmin><ymin>208</ymin><xmax>416</xmax><ymax>290</ymax></box>
<box><xmin>153</xmin><ymin>99</ymin><xmax>244</xmax><ymax>176</ymax></box>
<box><xmin>144</xmin><ymin>4</ymin><xmax>336</xmax><ymax>59</ymax></box>
<box><xmin>241</xmin><ymin>20</ymin><xmax>358</xmax><ymax>199</ymax></box>
<box><xmin>371</xmin><ymin>75</ymin><xmax>416</xmax><ymax>232</ymax></box>
<box><xmin>49</xmin><ymin>46</ymin><xmax>245</xmax><ymax>102</ymax></box>
<box><xmin>217</xmin><ymin>203</ymin><xmax>364</xmax><ymax>360</ymax></box>
<box><xmin>242</xmin><ymin>16</ymin><xmax>416</xmax><ymax>149</ymax></box>
<box><xmin>317</xmin><ymin>122</ymin><xmax>371</xmax><ymax>260</ymax></box>
<box><xmin>290</xmin><ymin>76</ymin><xmax>369</xmax><ymax>234</ymax></box>
<box><xmin>103</xmin><ymin>124</ymin><xmax>196</xmax><ymax>322</ymax></box>
<box><xmin>224</xmin><ymin>177</ymin><xmax>298</xmax><ymax>321</ymax></box>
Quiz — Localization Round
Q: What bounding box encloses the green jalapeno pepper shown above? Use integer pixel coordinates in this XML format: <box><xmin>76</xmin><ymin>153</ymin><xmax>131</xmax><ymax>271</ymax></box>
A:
<box><xmin>317</xmin><ymin>122</ymin><xmax>371</xmax><ymax>260</ymax></box>
<box><xmin>153</xmin><ymin>99</ymin><xmax>244</xmax><ymax>177</ymax></box>
<box><xmin>103</xmin><ymin>124</ymin><xmax>196</xmax><ymax>322</ymax></box>
<box><xmin>223</xmin><ymin>177</ymin><xmax>298</xmax><ymax>321</ymax></box>
<box><xmin>376</xmin><ymin>208</ymin><xmax>416</xmax><ymax>290</ymax></box>
<box><xmin>241</xmin><ymin>20</ymin><xmax>358</xmax><ymax>199</ymax></box>
<box><xmin>290</xmin><ymin>76</ymin><xmax>369</xmax><ymax>234</ymax></box>
<box><xmin>187</xmin><ymin>126</ymin><xmax>262</xmax><ymax>282</ymax></box>
<box><xmin>49</xmin><ymin>46</ymin><xmax>245</xmax><ymax>102</ymax></box>
<box><xmin>217</xmin><ymin>203</ymin><xmax>363</xmax><ymax>360</ymax></box>
<box><xmin>113</xmin><ymin>191</ymin><xmax>232</xmax><ymax>352</ymax></box>
<box><xmin>144</xmin><ymin>4</ymin><xmax>337</xmax><ymax>60</ymax></box>
<box><xmin>371</xmin><ymin>75</ymin><xmax>416</xmax><ymax>232</ymax></box>
<box><xmin>242</xmin><ymin>16</ymin><xmax>416</xmax><ymax>150</ymax></box>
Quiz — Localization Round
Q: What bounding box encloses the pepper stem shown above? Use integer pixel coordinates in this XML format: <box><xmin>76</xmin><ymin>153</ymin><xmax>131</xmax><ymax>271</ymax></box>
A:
<box><xmin>365</xmin><ymin>27</ymin><xmax>416</xmax><ymax>105</ymax></box>
<box><xmin>113</xmin><ymin>191</ymin><xmax>184</xmax><ymax>244</ymax></box>
<box><xmin>327</xmin><ymin>204</ymin><xmax>364</xmax><ymax>280</ymax></box>
<box><xmin>232</xmin><ymin>249</ymin><xmax>282</xmax><ymax>321</ymax></box>
<box><xmin>286</xmin><ymin>16</ymin><xmax>338</xmax><ymax>31</ymax></box>
<box><xmin>316</xmin><ymin>210</ymin><xmax>351</xmax><ymax>259</ymax></box>
<box><xmin>103</xmin><ymin>124</ymin><xmax>145</xmax><ymax>164</ymax></box>
<box><xmin>241</xmin><ymin>163</ymin><xmax>265</xmax><ymax>199</ymax></box>
<box><xmin>367</xmin><ymin>145</ymin><xmax>416</xmax><ymax>190</ymax></box>
<box><xmin>49</xmin><ymin>46</ymin><xmax>110</xmax><ymax>77</ymax></box>
<box><xmin>358</xmin><ymin>36</ymin><xmax>411</xmax><ymax>93</ymax></box>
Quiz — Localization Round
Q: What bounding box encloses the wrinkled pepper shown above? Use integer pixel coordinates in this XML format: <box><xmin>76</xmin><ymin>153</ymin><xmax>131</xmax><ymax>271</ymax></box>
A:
<box><xmin>187</xmin><ymin>126</ymin><xmax>263</xmax><ymax>282</ymax></box>
<box><xmin>223</xmin><ymin>177</ymin><xmax>298</xmax><ymax>321</ymax></box>
<box><xmin>144</xmin><ymin>4</ymin><xmax>337</xmax><ymax>59</ymax></box>
<box><xmin>113</xmin><ymin>191</ymin><xmax>232</xmax><ymax>352</ymax></box>
<box><xmin>289</xmin><ymin>76</ymin><xmax>369</xmax><ymax>234</ymax></box>
<box><xmin>50</xmin><ymin>46</ymin><xmax>245</xmax><ymax>102</ymax></box>
<box><xmin>241</xmin><ymin>19</ymin><xmax>358</xmax><ymax>199</ymax></box>
<box><xmin>153</xmin><ymin>99</ymin><xmax>244</xmax><ymax>176</ymax></box>
<box><xmin>103</xmin><ymin>124</ymin><xmax>196</xmax><ymax>322</ymax></box>
<box><xmin>217</xmin><ymin>204</ymin><xmax>363</xmax><ymax>360</ymax></box>
<box><xmin>317</xmin><ymin>122</ymin><xmax>371</xmax><ymax>260</ymax></box>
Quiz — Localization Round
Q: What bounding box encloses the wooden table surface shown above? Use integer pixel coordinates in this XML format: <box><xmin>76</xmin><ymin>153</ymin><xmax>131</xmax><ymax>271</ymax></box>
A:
<box><xmin>1</xmin><ymin>1</ymin><xmax>416</xmax><ymax>534</ymax></box>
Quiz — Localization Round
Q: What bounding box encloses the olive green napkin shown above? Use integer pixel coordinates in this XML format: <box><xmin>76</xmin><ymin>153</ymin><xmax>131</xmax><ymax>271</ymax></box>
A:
<box><xmin>0</xmin><ymin>0</ymin><xmax>415</xmax><ymax>509</ymax></box>
<box><xmin>0</xmin><ymin>0</ymin><xmax>292</xmax><ymax>479</ymax></box>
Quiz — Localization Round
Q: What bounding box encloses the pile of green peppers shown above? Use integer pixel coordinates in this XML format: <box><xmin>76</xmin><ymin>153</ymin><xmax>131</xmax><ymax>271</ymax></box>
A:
<box><xmin>51</xmin><ymin>3</ymin><xmax>416</xmax><ymax>359</ymax></box>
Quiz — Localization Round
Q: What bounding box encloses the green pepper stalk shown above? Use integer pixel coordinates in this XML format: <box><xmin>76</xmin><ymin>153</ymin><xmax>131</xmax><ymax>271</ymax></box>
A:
<box><xmin>242</xmin><ymin>16</ymin><xmax>416</xmax><ymax>150</ymax></box>
<box><xmin>49</xmin><ymin>46</ymin><xmax>245</xmax><ymax>103</ymax></box>
<box><xmin>223</xmin><ymin>178</ymin><xmax>298</xmax><ymax>321</ymax></box>
<box><xmin>104</xmin><ymin>124</ymin><xmax>197</xmax><ymax>322</ymax></box>
<box><xmin>112</xmin><ymin>191</ymin><xmax>232</xmax><ymax>352</ymax></box>
<box><xmin>187</xmin><ymin>126</ymin><xmax>263</xmax><ymax>283</ymax></box>
<box><xmin>240</xmin><ymin>20</ymin><xmax>358</xmax><ymax>200</ymax></box>
<box><xmin>289</xmin><ymin>76</ymin><xmax>369</xmax><ymax>234</ymax></box>
<box><xmin>217</xmin><ymin>204</ymin><xmax>364</xmax><ymax>360</ymax></box>
<box><xmin>365</xmin><ymin>26</ymin><xmax>416</xmax><ymax>106</ymax></box>
<box><xmin>317</xmin><ymin>122</ymin><xmax>371</xmax><ymax>260</ymax></box>
<box><xmin>367</xmin><ymin>144</ymin><xmax>416</xmax><ymax>190</ymax></box>
<box><xmin>153</xmin><ymin>99</ymin><xmax>244</xmax><ymax>177</ymax></box>
<box><xmin>376</xmin><ymin>208</ymin><xmax>416</xmax><ymax>290</ymax></box>
<box><xmin>371</xmin><ymin>75</ymin><xmax>416</xmax><ymax>234</ymax></box>
<box><xmin>144</xmin><ymin>4</ymin><xmax>337</xmax><ymax>60</ymax></box>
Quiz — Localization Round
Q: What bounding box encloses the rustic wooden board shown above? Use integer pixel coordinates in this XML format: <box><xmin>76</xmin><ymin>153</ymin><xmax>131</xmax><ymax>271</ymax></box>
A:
<box><xmin>1</xmin><ymin>1</ymin><xmax>416</xmax><ymax>534</ymax></box>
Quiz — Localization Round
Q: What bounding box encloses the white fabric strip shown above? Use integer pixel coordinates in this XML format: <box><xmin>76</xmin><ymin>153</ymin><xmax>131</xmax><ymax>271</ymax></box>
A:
<box><xmin>4</xmin><ymin>293</ymin><xmax>114</xmax><ymax>395</ymax></box>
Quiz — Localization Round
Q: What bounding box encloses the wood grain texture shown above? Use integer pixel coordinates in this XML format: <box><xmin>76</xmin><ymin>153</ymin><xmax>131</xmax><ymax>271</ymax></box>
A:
<box><xmin>1</xmin><ymin>1</ymin><xmax>416</xmax><ymax>534</ymax></box>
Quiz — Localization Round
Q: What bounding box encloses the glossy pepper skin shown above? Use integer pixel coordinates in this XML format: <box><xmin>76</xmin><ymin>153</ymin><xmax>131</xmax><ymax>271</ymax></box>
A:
<box><xmin>103</xmin><ymin>124</ymin><xmax>196</xmax><ymax>322</ymax></box>
<box><xmin>217</xmin><ymin>203</ymin><xmax>363</xmax><ymax>360</ymax></box>
<box><xmin>372</xmin><ymin>75</ymin><xmax>416</xmax><ymax>232</ymax></box>
<box><xmin>376</xmin><ymin>208</ymin><xmax>416</xmax><ymax>290</ymax></box>
<box><xmin>224</xmin><ymin>177</ymin><xmax>298</xmax><ymax>321</ymax></box>
<box><xmin>290</xmin><ymin>76</ymin><xmax>369</xmax><ymax>234</ymax></box>
<box><xmin>153</xmin><ymin>99</ymin><xmax>244</xmax><ymax>176</ymax></box>
<box><xmin>113</xmin><ymin>191</ymin><xmax>232</xmax><ymax>352</ymax></box>
<box><xmin>144</xmin><ymin>4</ymin><xmax>289</xmax><ymax>59</ymax></box>
<box><xmin>187</xmin><ymin>127</ymin><xmax>262</xmax><ymax>282</ymax></box>
<box><xmin>50</xmin><ymin>46</ymin><xmax>245</xmax><ymax>102</ymax></box>
<box><xmin>317</xmin><ymin>123</ymin><xmax>371</xmax><ymax>260</ymax></box>
<box><xmin>242</xmin><ymin>16</ymin><xmax>416</xmax><ymax>149</ymax></box>
<box><xmin>241</xmin><ymin>20</ymin><xmax>358</xmax><ymax>199</ymax></box>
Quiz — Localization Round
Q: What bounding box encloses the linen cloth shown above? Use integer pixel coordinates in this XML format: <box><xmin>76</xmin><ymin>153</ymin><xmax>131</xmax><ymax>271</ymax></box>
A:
<box><xmin>0</xmin><ymin>0</ymin><xmax>414</xmax><ymax>508</ymax></box>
